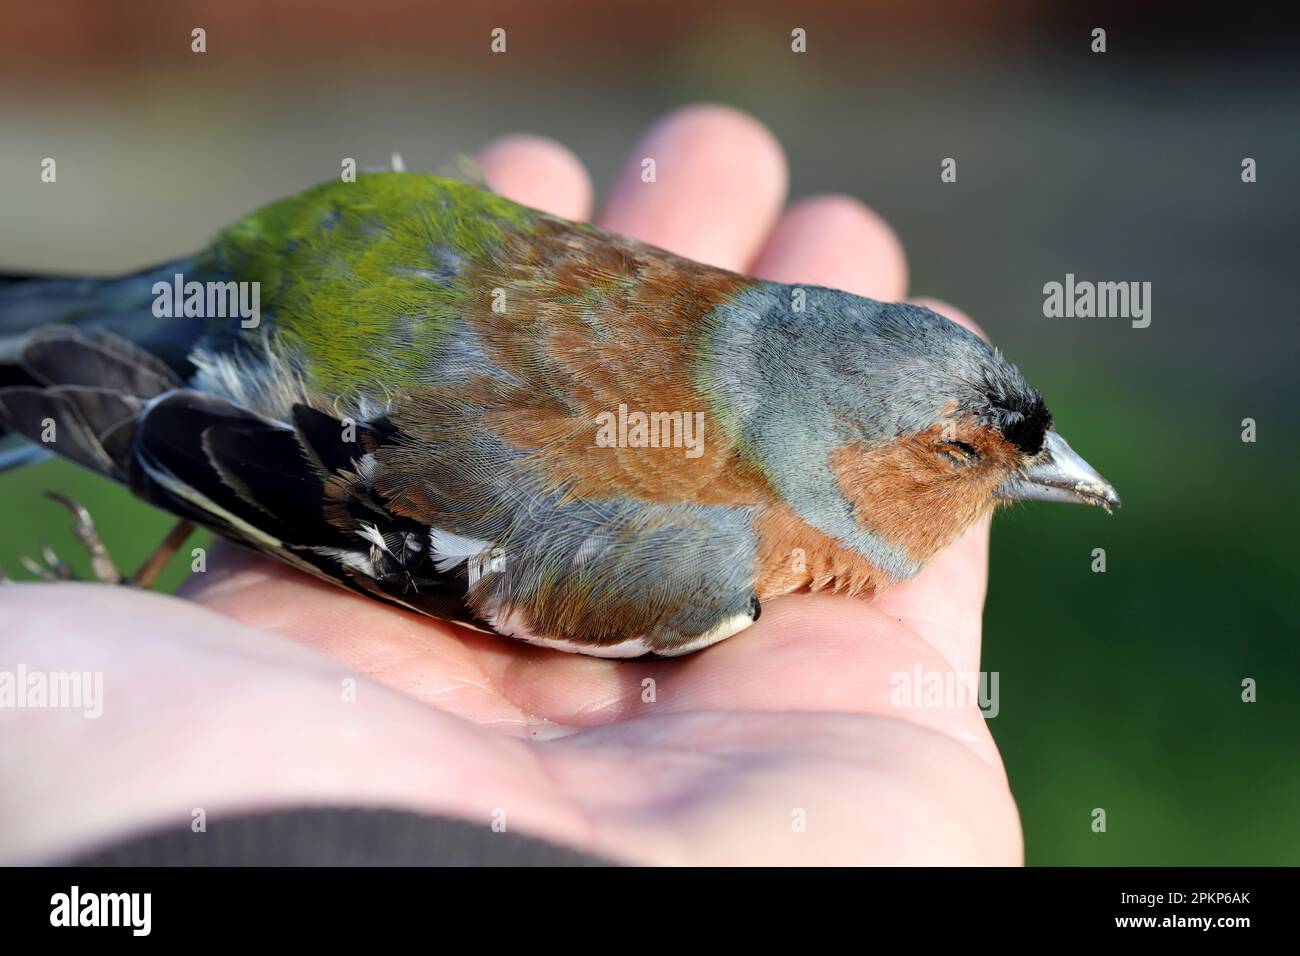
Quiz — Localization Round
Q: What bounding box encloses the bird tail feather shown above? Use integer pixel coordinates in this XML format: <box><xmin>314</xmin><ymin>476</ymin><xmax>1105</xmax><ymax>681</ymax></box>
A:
<box><xmin>0</xmin><ymin>326</ymin><xmax>183</xmax><ymax>477</ymax></box>
<box><xmin>0</xmin><ymin>262</ymin><xmax>199</xmax><ymax>474</ymax></box>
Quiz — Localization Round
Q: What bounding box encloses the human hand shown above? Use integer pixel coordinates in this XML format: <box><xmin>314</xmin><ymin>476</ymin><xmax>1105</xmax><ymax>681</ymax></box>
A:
<box><xmin>0</xmin><ymin>105</ymin><xmax>1020</xmax><ymax>865</ymax></box>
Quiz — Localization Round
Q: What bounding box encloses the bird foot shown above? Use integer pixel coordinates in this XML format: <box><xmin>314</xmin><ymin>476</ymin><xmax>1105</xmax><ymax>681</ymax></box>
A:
<box><xmin>0</xmin><ymin>492</ymin><xmax>193</xmax><ymax>589</ymax></box>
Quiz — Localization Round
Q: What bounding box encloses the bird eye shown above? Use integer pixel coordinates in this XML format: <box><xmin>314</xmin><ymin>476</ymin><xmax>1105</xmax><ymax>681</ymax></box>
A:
<box><xmin>936</xmin><ymin>439</ymin><xmax>981</xmax><ymax>466</ymax></box>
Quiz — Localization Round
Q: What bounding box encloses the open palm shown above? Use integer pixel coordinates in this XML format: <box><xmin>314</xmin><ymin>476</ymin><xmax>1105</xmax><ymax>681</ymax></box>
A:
<box><xmin>0</xmin><ymin>106</ymin><xmax>1020</xmax><ymax>865</ymax></box>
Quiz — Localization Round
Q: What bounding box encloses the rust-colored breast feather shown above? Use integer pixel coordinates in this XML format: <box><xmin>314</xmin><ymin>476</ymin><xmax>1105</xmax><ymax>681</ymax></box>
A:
<box><xmin>833</xmin><ymin>421</ymin><xmax>1022</xmax><ymax>569</ymax></box>
<box><xmin>755</xmin><ymin>505</ymin><xmax>895</xmax><ymax>601</ymax></box>
<box><xmin>451</xmin><ymin>217</ymin><xmax>776</xmax><ymax>507</ymax></box>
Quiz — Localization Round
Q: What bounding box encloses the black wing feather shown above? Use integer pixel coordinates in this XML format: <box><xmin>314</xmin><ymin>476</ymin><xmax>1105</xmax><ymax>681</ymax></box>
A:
<box><xmin>3</xmin><ymin>321</ymin><xmax>489</xmax><ymax>634</ymax></box>
<box><xmin>20</xmin><ymin>326</ymin><xmax>181</xmax><ymax>396</ymax></box>
<box><xmin>129</xmin><ymin>391</ymin><xmax>489</xmax><ymax>631</ymax></box>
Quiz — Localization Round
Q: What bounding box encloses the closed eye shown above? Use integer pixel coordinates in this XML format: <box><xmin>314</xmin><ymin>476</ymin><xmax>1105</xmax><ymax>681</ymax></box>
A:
<box><xmin>937</xmin><ymin>439</ymin><xmax>982</xmax><ymax>465</ymax></box>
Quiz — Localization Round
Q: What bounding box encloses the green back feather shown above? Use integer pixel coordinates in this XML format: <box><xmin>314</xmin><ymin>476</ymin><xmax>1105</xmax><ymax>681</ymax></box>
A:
<box><xmin>197</xmin><ymin>173</ymin><xmax>538</xmax><ymax>396</ymax></box>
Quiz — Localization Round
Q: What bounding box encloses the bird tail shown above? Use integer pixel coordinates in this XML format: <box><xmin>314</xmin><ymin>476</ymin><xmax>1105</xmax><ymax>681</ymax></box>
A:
<box><xmin>0</xmin><ymin>262</ymin><xmax>200</xmax><ymax>473</ymax></box>
<box><xmin>0</xmin><ymin>325</ymin><xmax>185</xmax><ymax>478</ymax></box>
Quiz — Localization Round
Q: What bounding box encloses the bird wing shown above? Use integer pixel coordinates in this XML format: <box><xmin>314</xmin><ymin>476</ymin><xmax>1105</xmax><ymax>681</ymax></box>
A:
<box><xmin>0</xmin><ymin>326</ymin><xmax>491</xmax><ymax>629</ymax></box>
<box><xmin>191</xmin><ymin>172</ymin><xmax>775</xmax><ymax>510</ymax></box>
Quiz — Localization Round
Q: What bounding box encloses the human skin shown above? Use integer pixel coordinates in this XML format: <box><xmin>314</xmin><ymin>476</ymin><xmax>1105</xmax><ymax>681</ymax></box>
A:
<box><xmin>0</xmin><ymin>104</ymin><xmax>1022</xmax><ymax>865</ymax></box>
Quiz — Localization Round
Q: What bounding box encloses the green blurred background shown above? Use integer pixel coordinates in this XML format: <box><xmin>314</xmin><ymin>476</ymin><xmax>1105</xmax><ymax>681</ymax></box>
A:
<box><xmin>1</xmin><ymin>1</ymin><xmax>1297</xmax><ymax>864</ymax></box>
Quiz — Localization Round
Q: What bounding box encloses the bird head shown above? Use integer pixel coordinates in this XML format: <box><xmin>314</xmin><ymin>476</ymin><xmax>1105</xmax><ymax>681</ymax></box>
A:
<box><xmin>703</xmin><ymin>285</ymin><xmax>1119</xmax><ymax>581</ymax></box>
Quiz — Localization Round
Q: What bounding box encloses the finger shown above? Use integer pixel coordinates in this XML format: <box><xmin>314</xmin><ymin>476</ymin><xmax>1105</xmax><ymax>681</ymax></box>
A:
<box><xmin>871</xmin><ymin>297</ymin><xmax>992</xmax><ymax>673</ymax></box>
<box><xmin>750</xmin><ymin>194</ymin><xmax>908</xmax><ymax>300</ymax></box>
<box><xmin>477</xmin><ymin>134</ymin><xmax>594</xmax><ymax>221</ymax></box>
<box><xmin>686</xmin><ymin>195</ymin><xmax>987</xmax><ymax>687</ymax></box>
<box><xmin>746</xmin><ymin>203</ymin><xmax>989</xmax><ymax>669</ymax></box>
<box><xmin>870</xmin><ymin>516</ymin><xmax>990</xmax><ymax>675</ymax></box>
<box><xmin>597</xmin><ymin>103</ymin><xmax>787</xmax><ymax>269</ymax></box>
<box><xmin>744</xmin><ymin>198</ymin><xmax>987</xmax><ymax>676</ymax></box>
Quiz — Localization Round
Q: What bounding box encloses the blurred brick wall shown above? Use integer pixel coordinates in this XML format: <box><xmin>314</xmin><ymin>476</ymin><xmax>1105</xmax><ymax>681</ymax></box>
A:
<box><xmin>3</xmin><ymin>0</ymin><xmax>1282</xmax><ymax>81</ymax></box>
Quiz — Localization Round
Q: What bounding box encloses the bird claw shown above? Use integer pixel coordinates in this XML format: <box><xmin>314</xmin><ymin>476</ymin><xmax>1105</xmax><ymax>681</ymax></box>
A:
<box><xmin>19</xmin><ymin>552</ymin><xmax>61</xmax><ymax>581</ymax></box>
<box><xmin>41</xmin><ymin>543</ymin><xmax>76</xmax><ymax>579</ymax></box>
<box><xmin>17</xmin><ymin>544</ymin><xmax>78</xmax><ymax>581</ymax></box>
<box><xmin>10</xmin><ymin>493</ymin><xmax>125</xmax><ymax>584</ymax></box>
<box><xmin>8</xmin><ymin>493</ymin><xmax>196</xmax><ymax>590</ymax></box>
<box><xmin>44</xmin><ymin>491</ymin><xmax>124</xmax><ymax>583</ymax></box>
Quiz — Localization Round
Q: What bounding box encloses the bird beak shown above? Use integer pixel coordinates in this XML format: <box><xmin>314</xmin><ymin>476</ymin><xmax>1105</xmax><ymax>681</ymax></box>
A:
<box><xmin>995</xmin><ymin>430</ymin><xmax>1121</xmax><ymax>513</ymax></box>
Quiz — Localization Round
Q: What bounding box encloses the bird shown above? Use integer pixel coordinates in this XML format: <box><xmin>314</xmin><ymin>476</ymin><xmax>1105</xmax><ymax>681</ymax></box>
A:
<box><xmin>0</xmin><ymin>171</ymin><xmax>1119</xmax><ymax>657</ymax></box>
